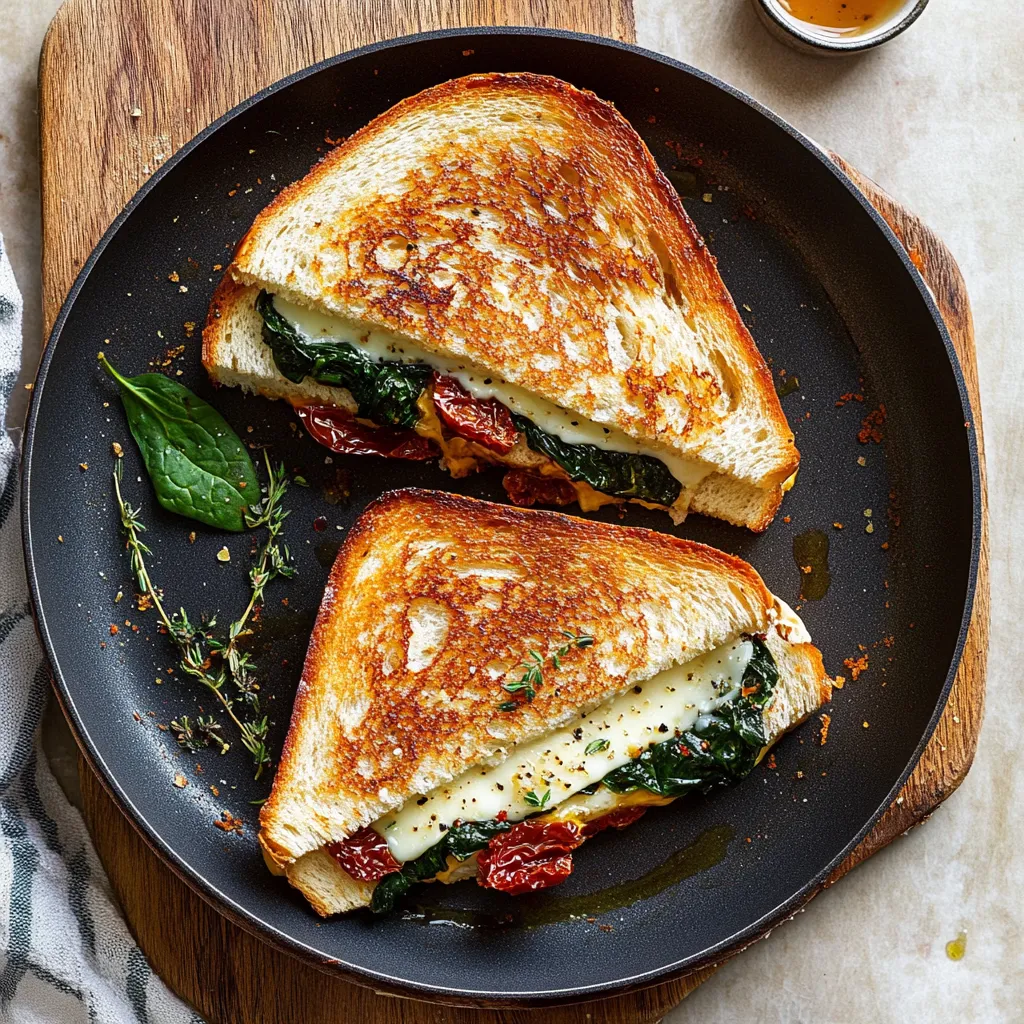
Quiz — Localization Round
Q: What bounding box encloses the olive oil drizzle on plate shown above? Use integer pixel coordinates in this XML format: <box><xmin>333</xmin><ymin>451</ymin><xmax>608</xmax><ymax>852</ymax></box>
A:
<box><xmin>400</xmin><ymin>825</ymin><xmax>734</xmax><ymax>929</ymax></box>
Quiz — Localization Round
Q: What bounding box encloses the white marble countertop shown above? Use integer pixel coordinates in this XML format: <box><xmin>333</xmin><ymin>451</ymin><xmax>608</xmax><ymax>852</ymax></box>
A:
<box><xmin>2</xmin><ymin>1</ymin><xmax>1021</xmax><ymax>1020</ymax></box>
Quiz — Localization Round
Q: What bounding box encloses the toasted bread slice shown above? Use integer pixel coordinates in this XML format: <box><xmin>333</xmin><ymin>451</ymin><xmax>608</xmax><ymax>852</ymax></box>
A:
<box><xmin>208</xmin><ymin>72</ymin><xmax>796</xmax><ymax>529</ymax></box>
<box><xmin>259</xmin><ymin>490</ymin><xmax>830</xmax><ymax>914</ymax></box>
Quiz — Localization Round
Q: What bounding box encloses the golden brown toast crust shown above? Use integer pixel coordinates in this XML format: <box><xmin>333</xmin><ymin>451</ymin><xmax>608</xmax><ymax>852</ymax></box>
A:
<box><xmin>231</xmin><ymin>73</ymin><xmax>798</xmax><ymax>489</ymax></box>
<box><xmin>259</xmin><ymin>489</ymin><xmax>783</xmax><ymax>865</ymax></box>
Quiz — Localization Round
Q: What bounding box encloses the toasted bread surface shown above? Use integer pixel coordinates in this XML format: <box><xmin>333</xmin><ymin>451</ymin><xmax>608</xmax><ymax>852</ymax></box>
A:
<box><xmin>229</xmin><ymin>73</ymin><xmax>797</xmax><ymax>491</ymax></box>
<box><xmin>259</xmin><ymin>489</ymin><xmax>828</xmax><ymax>877</ymax></box>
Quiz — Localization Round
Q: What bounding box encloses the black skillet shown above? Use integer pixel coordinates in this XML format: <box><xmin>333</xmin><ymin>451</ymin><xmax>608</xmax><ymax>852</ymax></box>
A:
<box><xmin>22</xmin><ymin>28</ymin><xmax>979</xmax><ymax>1005</ymax></box>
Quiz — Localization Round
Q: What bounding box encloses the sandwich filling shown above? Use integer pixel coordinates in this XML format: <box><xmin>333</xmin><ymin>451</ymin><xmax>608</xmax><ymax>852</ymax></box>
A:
<box><xmin>257</xmin><ymin>293</ymin><xmax>716</xmax><ymax>517</ymax></box>
<box><xmin>323</xmin><ymin>635</ymin><xmax>779</xmax><ymax>912</ymax></box>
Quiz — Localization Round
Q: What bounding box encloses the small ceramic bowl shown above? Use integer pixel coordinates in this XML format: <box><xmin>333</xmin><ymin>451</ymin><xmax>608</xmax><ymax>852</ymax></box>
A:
<box><xmin>752</xmin><ymin>0</ymin><xmax>930</xmax><ymax>55</ymax></box>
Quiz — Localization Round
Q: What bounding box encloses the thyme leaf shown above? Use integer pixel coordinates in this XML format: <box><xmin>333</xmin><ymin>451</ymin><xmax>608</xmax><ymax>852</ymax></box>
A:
<box><xmin>499</xmin><ymin>628</ymin><xmax>595</xmax><ymax>711</ymax></box>
<box><xmin>524</xmin><ymin>789</ymin><xmax>551</xmax><ymax>809</ymax></box>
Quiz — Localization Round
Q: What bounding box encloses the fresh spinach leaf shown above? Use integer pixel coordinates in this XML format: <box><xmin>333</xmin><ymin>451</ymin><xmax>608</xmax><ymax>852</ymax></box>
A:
<box><xmin>256</xmin><ymin>291</ymin><xmax>432</xmax><ymax>428</ymax></box>
<box><xmin>101</xmin><ymin>356</ymin><xmax>259</xmax><ymax>532</ymax></box>
<box><xmin>602</xmin><ymin>635</ymin><xmax>778</xmax><ymax>797</ymax></box>
<box><xmin>512</xmin><ymin>415</ymin><xmax>681</xmax><ymax>507</ymax></box>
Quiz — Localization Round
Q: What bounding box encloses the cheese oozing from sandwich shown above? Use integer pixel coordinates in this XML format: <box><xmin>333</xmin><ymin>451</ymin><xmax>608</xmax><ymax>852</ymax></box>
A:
<box><xmin>372</xmin><ymin>638</ymin><xmax>754</xmax><ymax>864</ymax></box>
<box><xmin>271</xmin><ymin>296</ymin><xmax>714</xmax><ymax>493</ymax></box>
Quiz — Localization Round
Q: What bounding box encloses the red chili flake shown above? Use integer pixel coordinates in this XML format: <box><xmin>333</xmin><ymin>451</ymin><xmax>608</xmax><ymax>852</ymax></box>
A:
<box><xmin>431</xmin><ymin>374</ymin><xmax>518</xmax><ymax>454</ymax></box>
<box><xmin>858</xmin><ymin>405</ymin><xmax>887</xmax><ymax>444</ymax></box>
<box><xmin>296</xmin><ymin>406</ymin><xmax>438</xmax><ymax>460</ymax></box>
<box><xmin>502</xmin><ymin>470</ymin><xmax>577</xmax><ymax>508</ymax></box>
<box><xmin>313</xmin><ymin>516</ymin><xmax>328</xmax><ymax>532</ymax></box>
<box><xmin>327</xmin><ymin>827</ymin><xmax>401</xmax><ymax>883</ymax></box>
<box><xmin>477</xmin><ymin>820</ymin><xmax>582</xmax><ymax>895</ymax></box>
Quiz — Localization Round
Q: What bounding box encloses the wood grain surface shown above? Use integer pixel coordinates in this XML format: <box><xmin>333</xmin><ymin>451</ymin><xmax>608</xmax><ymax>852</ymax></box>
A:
<box><xmin>39</xmin><ymin>1</ymin><xmax>987</xmax><ymax>1021</ymax></box>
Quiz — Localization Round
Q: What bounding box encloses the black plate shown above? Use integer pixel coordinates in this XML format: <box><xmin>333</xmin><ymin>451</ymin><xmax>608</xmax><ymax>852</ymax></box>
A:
<box><xmin>22</xmin><ymin>29</ymin><xmax>979</xmax><ymax>1005</ymax></box>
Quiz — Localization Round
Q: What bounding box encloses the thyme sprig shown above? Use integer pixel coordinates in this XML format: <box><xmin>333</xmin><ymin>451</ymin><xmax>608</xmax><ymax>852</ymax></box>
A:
<box><xmin>170</xmin><ymin>714</ymin><xmax>227</xmax><ymax>754</ymax></box>
<box><xmin>499</xmin><ymin>628</ymin><xmax>594</xmax><ymax>711</ymax></box>
<box><xmin>113</xmin><ymin>453</ymin><xmax>293</xmax><ymax>778</ymax></box>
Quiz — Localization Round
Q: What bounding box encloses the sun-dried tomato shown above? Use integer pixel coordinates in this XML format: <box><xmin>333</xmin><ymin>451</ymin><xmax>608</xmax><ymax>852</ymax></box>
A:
<box><xmin>326</xmin><ymin>827</ymin><xmax>401</xmax><ymax>882</ymax></box>
<box><xmin>502</xmin><ymin>469</ymin><xmax>577</xmax><ymax>508</ymax></box>
<box><xmin>477</xmin><ymin>819</ymin><xmax>582</xmax><ymax>895</ymax></box>
<box><xmin>581</xmin><ymin>806</ymin><xmax>648</xmax><ymax>837</ymax></box>
<box><xmin>431</xmin><ymin>374</ymin><xmax>518</xmax><ymax>454</ymax></box>
<box><xmin>296</xmin><ymin>405</ymin><xmax>438</xmax><ymax>460</ymax></box>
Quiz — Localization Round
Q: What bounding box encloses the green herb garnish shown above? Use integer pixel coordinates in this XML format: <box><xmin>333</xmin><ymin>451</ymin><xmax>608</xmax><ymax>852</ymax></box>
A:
<box><xmin>101</xmin><ymin>354</ymin><xmax>259</xmax><ymax>531</ymax></box>
<box><xmin>585</xmin><ymin>738</ymin><xmax>610</xmax><ymax>755</ymax></box>
<box><xmin>512</xmin><ymin>414</ymin><xmax>681</xmax><ymax>508</ymax></box>
<box><xmin>524</xmin><ymin>788</ymin><xmax>551</xmax><ymax>809</ymax></box>
<box><xmin>500</xmin><ymin>629</ymin><xmax>595</xmax><ymax>710</ymax></box>
<box><xmin>170</xmin><ymin>714</ymin><xmax>227</xmax><ymax>754</ymax></box>
<box><xmin>256</xmin><ymin>290</ymin><xmax>432</xmax><ymax>428</ymax></box>
<box><xmin>113</xmin><ymin>453</ymin><xmax>294</xmax><ymax>778</ymax></box>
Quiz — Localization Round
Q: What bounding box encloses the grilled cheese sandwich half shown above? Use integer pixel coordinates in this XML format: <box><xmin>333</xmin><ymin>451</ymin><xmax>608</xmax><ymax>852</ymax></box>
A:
<box><xmin>205</xmin><ymin>73</ymin><xmax>798</xmax><ymax>531</ymax></box>
<box><xmin>259</xmin><ymin>490</ymin><xmax>830</xmax><ymax>916</ymax></box>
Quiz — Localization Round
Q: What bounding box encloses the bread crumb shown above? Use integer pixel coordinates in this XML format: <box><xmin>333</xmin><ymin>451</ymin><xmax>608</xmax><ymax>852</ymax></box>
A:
<box><xmin>214</xmin><ymin>811</ymin><xmax>244</xmax><ymax>834</ymax></box>
<box><xmin>844</xmin><ymin>654</ymin><xmax>869</xmax><ymax>680</ymax></box>
<box><xmin>819</xmin><ymin>713</ymin><xmax>831</xmax><ymax>746</ymax></box>
<box><xmin>173</xmin><ymin>774</ymin><xmax>188</xmax><ymax>788</ymax></box>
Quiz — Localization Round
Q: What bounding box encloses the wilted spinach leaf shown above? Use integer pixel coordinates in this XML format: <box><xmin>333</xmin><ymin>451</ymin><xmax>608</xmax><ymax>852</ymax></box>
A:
<box><xmin>101</xmin><ymin>356</ymin><xmax>258</xmax><ymax>531</ymax></box>
<box><xmin>256</xmin><ymin>291</ymin><xmax>432</xmax><ymax>428</ymax></box>
<box><xmin>370</xmin><ymin>818</ymin><xmax>512</xmax><ymax>914</ymax></box>
<box><xmin>602</xmin><ymin>635</ymin><xmax>779</xmax><ymax>797</ymax></box>
<box><xmin>513</xmin><ymin>415</ymin><xmax>681</xmax><ymax>507</ymax></box>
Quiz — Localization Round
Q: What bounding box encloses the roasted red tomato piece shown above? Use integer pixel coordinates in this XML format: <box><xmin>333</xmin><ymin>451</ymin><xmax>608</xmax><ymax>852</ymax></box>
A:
<box><xmin>477</xmin><ymin>819</ymin><xmax>583</xmax><ymax>895</ymax></box>
<box><xmin>502</xmin><ymin>469</ymin><xmax>577</xmax><ymax>507</ymax></box>
<box><xmin>296</xmin><ymin>405</ymin><xmax>438</xmax><ymax>460</ymax></box>
<box><xmin>431</xmin><ymin>374</ymin><xmax>518</xmax><ymax>454</ymax></box>
<box><xmin>582</xmin><ymin>806</ymin><xmax>648</xmax><ymax>837</ymax></box>
<box><xmin>326</xmin><ymin>827</ymin><xmax>401</xmax><ymax>883</ymax></box>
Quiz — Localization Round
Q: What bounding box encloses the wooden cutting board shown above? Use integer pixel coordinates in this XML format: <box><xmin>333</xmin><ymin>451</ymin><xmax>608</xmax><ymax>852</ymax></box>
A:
<box><xmin>38</xmin><ymin>1</ymin><xmax>988</xmax><ymax>1021</ymax></box>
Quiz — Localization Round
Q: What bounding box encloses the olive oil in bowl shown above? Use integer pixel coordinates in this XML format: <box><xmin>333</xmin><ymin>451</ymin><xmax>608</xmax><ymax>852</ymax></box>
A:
<box><xmin>778</xmin><ymin>0</ymin><xmax>907</xmax><ymax>38</ymax></box>
<box><xmin>753</xmin><ymin>0</ymin><xmax>929</xmax><ymax>53</ymax></box>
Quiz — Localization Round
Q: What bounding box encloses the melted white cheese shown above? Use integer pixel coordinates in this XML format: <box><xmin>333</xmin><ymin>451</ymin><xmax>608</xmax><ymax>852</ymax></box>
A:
<box><xmin>272</xmin><ymin>296</ymin><xmax>711</xmax><ymax>491</ymax></box>
<box><xmin>372</xmin><ymin>639</ymin><xmax>754</xmax><ymax>863</ymax></box>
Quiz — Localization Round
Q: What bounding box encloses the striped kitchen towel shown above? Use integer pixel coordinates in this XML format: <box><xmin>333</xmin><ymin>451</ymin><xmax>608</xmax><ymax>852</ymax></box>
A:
<box><xmin>0</xmin><ymin>237</ymin><xmax>202</xmax><ymax>1023</ymax></box>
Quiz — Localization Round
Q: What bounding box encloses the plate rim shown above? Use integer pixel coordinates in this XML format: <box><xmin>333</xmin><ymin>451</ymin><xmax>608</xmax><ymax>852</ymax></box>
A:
<box><xmin>21</xmin><ymin>25</ymin><xmax>983</xmax><ymax>1004</ymax></box>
